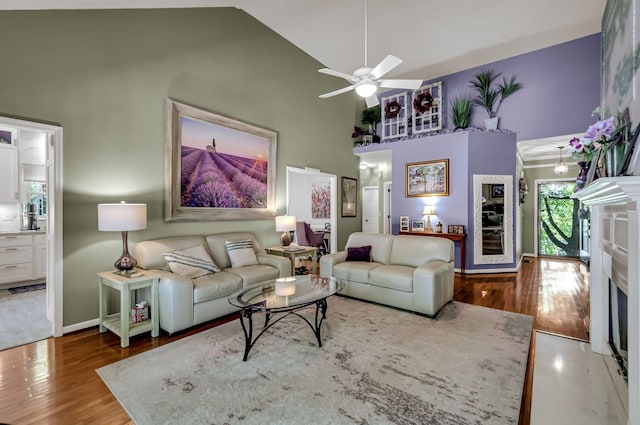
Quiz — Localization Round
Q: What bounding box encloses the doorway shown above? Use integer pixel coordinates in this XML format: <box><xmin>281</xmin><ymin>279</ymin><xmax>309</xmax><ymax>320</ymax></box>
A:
<box><xmin>362</xmin><ymin>186</ymin><xmax>379</xmax><ymax>233</ymax></box>
<box><xmin>535</xmin><ymin>180</ymin><xmax>587</xmax><ymax>258</ymax></box>
<box><xmin>0</xmin><ymin>116</ymin><xmax>63</xmax><ymax>340</ymax></box>
<box><xmin>285</xmin><ymin>166</ymin><xmax>337</xmax><ymax>253</ymax></box>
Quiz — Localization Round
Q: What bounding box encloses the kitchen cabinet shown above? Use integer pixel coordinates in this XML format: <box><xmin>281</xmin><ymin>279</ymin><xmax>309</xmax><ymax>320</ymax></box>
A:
<box><xmin>0</xmin><ymin>144</ymin><xmax>18</xmax><ymax>203</ymax></box>
<box><xmin>0</xmin><ymin>234</ymin><xmax>33</xmax><ymax>284</ymax></box>
<box><xmin>33</xmin><ymin>234</ymin><xmax>46</xmax><ymax>279</ymax></box>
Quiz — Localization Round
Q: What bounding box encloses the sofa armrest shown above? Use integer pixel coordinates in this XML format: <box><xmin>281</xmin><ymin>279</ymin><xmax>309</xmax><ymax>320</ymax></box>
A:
<box><xmin>256</xmin><ymin>253</ymin><xmax>292</xmax><ymax>277</ymax></box>
<box><xmin>413</xmin><ymin>260</ymin><xmax>454</xmax><ymax>316</ymax></box>
<box><xmin>320</xmin><ymin>251</ymin><xmax>347</xmax><ymax>277</ymax></box>
<box><xmin>149</xmin><ymin>269</ymin><xmax>195</xmax><ymax>335</ymax></box>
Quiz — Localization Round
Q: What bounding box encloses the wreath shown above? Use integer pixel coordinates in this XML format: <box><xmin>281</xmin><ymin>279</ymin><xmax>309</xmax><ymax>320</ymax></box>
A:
<box><xmin>413</xmin><ymin>90</ymin><xmax>434</xmax><ymax>114</ymax></box>
<box><xmin>384</xmin><ymin>100</ymin><xmax>402</xmax><ymax>119</ymax></box>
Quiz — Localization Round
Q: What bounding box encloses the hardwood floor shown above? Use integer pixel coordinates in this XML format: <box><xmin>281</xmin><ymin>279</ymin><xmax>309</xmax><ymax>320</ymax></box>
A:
<box><xmin>0</xmin><ymin>256</ymin><xmax>589</xmax><ymax>425</ymax></box>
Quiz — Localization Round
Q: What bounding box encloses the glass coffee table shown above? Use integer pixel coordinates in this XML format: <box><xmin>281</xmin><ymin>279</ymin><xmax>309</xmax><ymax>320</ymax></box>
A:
<box><xmin>228</xmin><ymin>275</ymin><xmax>342</xmax><ymax>361</ymax></box>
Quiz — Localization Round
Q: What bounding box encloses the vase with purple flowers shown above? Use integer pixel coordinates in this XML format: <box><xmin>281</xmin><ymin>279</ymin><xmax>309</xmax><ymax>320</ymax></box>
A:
<box><xmin>575</xmin><ymin>161</ymin><xmax>589</xmax><ymax>190</ymax></box>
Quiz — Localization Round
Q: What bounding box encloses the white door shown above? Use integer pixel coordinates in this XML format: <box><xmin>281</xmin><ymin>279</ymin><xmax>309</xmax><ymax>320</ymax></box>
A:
<box><xmin>383</xmin><ymin>181</ymin><xmax>392</xmax><ymax>234</ymax></box>
<box><xmin>362</xmin><ymin>186</ymin><xmax>379</xmax><ymax>233</ymax></box>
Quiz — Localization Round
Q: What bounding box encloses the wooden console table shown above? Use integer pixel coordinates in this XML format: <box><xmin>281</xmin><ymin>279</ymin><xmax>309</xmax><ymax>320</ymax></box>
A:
<box><xmin>399</xmin><ymin>231</ymin><xmax>466</xmax><ymax>273</ymax></box>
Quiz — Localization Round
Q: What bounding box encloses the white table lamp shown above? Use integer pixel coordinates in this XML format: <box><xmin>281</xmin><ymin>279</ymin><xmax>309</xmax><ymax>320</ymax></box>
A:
<box><xmin>275</xmin><ymin>215</ymin><xmax>296</xmax><ymax>246</ymax></box>
<box><xmin>98</xmin><ymin>201</ymin><xmax>147</xmax><ymax>275</ymax></box>
<box><xmin>422</xmin><ymin>205</ymin><xmax>435</xmax><ymax>233</ymax></box>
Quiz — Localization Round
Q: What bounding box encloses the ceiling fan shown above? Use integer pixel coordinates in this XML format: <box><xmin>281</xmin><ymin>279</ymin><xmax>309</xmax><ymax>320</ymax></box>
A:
<box><xmin>318</xmin><ymin>0</ymin><xmax>423</xmax><ymax>108</ymax></box>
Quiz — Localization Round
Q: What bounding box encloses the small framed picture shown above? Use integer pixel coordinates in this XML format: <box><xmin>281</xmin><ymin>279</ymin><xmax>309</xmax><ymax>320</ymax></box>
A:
<box><xmin>411</xmin><ymin>220</ymin><xmax>425</xmax><ymax>232</ymax></box>
<box><xmin>400</xmin><ymin>215</ymin><xmax>410</xmax><ymax>232</ymax></box>
<box><xmin>457</xmin><ymin>225</ymin><xmax>465</xmax><ymax>234</ymax></box>
<box><xmin>448</xmin><ymin>225</ymin><xmax>454</xmax><ymax>233</ymax></box>
<box><xmin>490</xmin><ymin>184</ymin><xmax>504</xmax><ymax>199</ymax></box>
<box><xmin>324</xmin><ymin>222</ymin><xmax>331</xmax><ymax>231</ymax></box>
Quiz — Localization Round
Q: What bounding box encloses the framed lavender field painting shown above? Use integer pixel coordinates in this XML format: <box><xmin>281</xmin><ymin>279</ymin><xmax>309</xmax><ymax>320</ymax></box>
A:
<box><xmin>165</xmin><ymin>99</ymin><xmax>277</xmax><ymax>221</ymax></box>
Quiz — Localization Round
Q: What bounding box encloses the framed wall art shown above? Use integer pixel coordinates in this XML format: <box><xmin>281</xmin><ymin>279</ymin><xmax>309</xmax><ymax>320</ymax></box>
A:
<box><xmin>406</xmin><ymin>159</ymin><xmax>449</xmax><ymax>197</ymax></box>
<box><xmin>165</xmin><ymin>99</ymin><xmax>277</xmax><ymax>221</ymax></box>
<box><xmin>341</xmin><ymin>176</ymin><xmax>357</xmax><ymax>217</ymax></box>
<box><xmin>412</xmin><ymin>81</ymin><xmax>443</xmax><ymax>134</ymax></box>
<box><xmin>490</xmin><ymin>184</ymin><xmax>504</xmax><ymax>200</ymax></box>
<box><xmin>411</xmin><ymin>220</ymin><xmax>425</xmax><ymax>232</ymax></box>
<box><xmin>381</xmin><ymin>92</ymin><xmax>408</xmax><ymax>141</ymax></box>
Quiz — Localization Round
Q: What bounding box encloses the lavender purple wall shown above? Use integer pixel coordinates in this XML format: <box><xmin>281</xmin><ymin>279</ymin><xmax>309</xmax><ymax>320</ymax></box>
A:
<box><xmin>434</xmin><ymin>33</ymin><xmax>602</xmax><ymax>140</ymax></box>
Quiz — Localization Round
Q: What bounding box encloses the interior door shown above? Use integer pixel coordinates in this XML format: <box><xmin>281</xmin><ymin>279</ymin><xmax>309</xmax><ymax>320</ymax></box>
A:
<box><xmin>537</xmin><ymin>180</ymin><xmax>585</xmax><ymax>257</ymax></box>
<box><xmin>362</xmin><ymin>186</ymin><xmax>379</xmax><ymax>233</ymax></box>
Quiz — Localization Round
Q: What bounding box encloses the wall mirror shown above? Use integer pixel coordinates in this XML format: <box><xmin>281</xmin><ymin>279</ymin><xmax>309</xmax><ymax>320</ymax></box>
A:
<box><xmin>473</xmin><ymin>174</ymin><xmax>514</xmax><ymax>265</ymax></box>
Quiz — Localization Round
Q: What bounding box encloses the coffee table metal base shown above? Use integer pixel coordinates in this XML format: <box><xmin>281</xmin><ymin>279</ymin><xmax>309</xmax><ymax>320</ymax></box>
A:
<box><xmin>239</xmin><ymin>298</ymin><xmax>328</xmax><ymax>361</ymax></box>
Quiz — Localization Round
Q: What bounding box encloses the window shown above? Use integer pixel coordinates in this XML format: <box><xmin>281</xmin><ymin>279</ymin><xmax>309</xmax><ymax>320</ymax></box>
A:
<box><xmin>28</xmin><ymin>181</ymin><xmax>47</xmax><ymax>216</ymax></box>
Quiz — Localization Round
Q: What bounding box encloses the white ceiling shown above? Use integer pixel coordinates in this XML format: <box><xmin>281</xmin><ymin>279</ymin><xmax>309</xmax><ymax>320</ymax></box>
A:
<box><xmin>3</xmin><ymin>0</ymin><xmax>607</xmax><ymax>161</ymax></box>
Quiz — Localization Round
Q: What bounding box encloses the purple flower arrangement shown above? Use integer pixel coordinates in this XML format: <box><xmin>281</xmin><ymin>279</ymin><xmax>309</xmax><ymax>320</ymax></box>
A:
<box><xmin>568</xmin><ymin>109</ymin><xmax>630</xmax><ymax>165</ymax></box>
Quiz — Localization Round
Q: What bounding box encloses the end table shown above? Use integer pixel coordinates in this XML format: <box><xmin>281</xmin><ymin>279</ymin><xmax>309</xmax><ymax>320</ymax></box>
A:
<box><xmin>265</xmin><ymin>246</ymin><xmax>318</xmax><ymax>275</ymax></box>
<box><xmin>97</xmin><ymin>270</ymin><xmax>160</xmax><ymax>347</ymax></box>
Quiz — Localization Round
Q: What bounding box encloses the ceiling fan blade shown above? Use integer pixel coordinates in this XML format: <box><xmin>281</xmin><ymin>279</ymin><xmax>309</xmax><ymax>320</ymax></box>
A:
<box><xmin>365</xmin><ymin>95</ymin><xmax>379</xmax><ymax>108</ymax></box>
<box><xmin>379</xmin><ymin>79</ymin><xmax>423</xmax><ymax>90</ymax></box>
<box><xmin>318</xmin><ymin>68</ymin><xmax>358</xmax><ymax>83</ymax></box>
<box><xmin>319</xmin><ymin>85</ymin><xmax>355</xmax><ymax>98</ymax></box>
<box><xmin>370</xmin><ymin>55</ymin><xmax>402</xmax><ymax>79</ymax></box>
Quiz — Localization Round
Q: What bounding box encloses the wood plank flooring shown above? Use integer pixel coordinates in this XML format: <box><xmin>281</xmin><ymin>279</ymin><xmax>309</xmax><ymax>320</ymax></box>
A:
<box><xmin>0</xmin><ymin>256</ymin><xmax>589</xmax><ymax>425</ymax></box>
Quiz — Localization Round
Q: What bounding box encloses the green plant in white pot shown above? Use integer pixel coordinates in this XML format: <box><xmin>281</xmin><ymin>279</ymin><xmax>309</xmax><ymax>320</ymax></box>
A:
<box><xmin>450</xmin><ymin>96</ymin><xmax>473</xmax><ymax>131</ymax></box>
<box><xmin>469</xmin><ymin>70</ymin><xmax>522</xmax><ymax>130</ymax></box>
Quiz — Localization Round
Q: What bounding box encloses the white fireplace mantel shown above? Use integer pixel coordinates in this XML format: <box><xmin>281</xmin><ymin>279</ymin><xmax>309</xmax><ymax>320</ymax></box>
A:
<box><xmin>575</xmin><ymin>176</ymin><xmax>640</xmax><ymax>425</ymax></box>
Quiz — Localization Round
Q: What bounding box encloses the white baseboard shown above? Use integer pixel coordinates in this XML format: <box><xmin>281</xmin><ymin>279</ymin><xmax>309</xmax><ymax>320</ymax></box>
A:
<box><xmin>464</xmin><ymin>267</ymin><xmax>518</xmax><ymax>274</ymax></box>
<box><xmin>62</xmin><ymin>318</ymin><xmax>99</xmax><ymax>335</ymax></box>
<box><xmin>521</xmin><ymin>252</ymin><xmax>537</xmax><ymax>258</ymax></box>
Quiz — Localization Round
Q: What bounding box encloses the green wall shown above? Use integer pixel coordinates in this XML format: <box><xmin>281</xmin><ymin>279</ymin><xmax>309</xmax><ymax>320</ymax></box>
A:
<box><xmin>0</xmin><ymin>9</ymin><xmax>360</xmax><ymax>326</ymax></box>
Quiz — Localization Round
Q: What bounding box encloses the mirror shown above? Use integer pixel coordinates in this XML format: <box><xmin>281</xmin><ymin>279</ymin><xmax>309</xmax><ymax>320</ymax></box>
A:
<box><xmin>473</xmin><ymin>175</ymin><xmax>513</xmax><ymax>265</ymax></box>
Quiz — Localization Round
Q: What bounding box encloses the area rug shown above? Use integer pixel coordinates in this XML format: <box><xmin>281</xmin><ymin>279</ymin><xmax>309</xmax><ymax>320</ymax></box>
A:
<box><xmin>8</xmin><ymin>282</ymin><xmax>45</xmax><ymax>294</ymax></box>
<box><xmin>97</xmin><ymin>297</ymin><xmax>533</xmax><ymax>425</ymax></box>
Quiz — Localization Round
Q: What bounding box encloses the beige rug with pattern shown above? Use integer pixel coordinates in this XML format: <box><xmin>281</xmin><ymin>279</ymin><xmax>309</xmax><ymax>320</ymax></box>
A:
<box><xmin>97</xmin><ymin>297</ymin><xmax>532</xmax><ymax>424</ymax></box>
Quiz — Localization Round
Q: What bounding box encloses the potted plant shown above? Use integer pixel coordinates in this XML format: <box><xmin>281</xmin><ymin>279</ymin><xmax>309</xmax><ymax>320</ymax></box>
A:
<box><xmin>361</xmin><ymin>105</ymin><xmax>381</xmax><ymax>143</ymax></box>
<box><xmin>469</xmin><ymin>70</ymin><xmax>522</xmax><ymax>130</ymax></box>
<box><xmin>450</xmin><ymin>96</ymin><xmax>472</xmax><ymax>131</ymax></box>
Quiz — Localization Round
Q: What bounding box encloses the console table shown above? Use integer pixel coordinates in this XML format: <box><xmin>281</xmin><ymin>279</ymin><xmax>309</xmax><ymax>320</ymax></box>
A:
<box><xmin>399</xmin><ymin>231</ymin><xmax>466</xmax><ymax>273</ymax></box>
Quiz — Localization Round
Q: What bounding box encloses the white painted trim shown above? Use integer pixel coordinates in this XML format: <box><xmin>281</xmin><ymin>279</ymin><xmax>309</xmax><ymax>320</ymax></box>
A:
<box><xmin>523</xmin><ymin>161</ymin><xmax>578</xmax><ymax>169</ymax></box>
<box><xmin>383</xmin><ymin>181</ymin><xmax>392</xmax><ymax>234</ymax></box>
<box><xmin>0</xmin><ymin>116</ymin><xmax>63</xmax><ymax>337</ymax></box>
<box><xmin>463</xmin><ymin>267</ymin><xmax>518</xmax><ymax>274</ymax></box>
<box><xmin>63</xmin><ymin>318</ymin><xmax>99</xmax><ymax>334</ymax></box>
<box><xmin>521</xmin><ymin>252</ymin><xmax>537</xmax><ymax>258</ymax></box>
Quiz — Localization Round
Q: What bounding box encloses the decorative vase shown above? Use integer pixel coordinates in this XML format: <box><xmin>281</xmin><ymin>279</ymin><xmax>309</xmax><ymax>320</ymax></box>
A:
<box><xmin>575</xmin><ymin>161</ymin><xmax>589</xmax><ymax>190</ymax></box>
<box><xmin>484</xmin><ymin>117</ymin><xmax>499</xmax><ymax>131</ymax></box>
<box><xmin>604</xmin><ymin>141</ymin><xmax>629</xmax><ymax>177</ymax></box>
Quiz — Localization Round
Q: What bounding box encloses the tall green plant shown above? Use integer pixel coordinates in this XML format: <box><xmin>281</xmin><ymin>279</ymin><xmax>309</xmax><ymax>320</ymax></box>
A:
<box><xmin>469</xmin><ymin>70</ymin><xmax>522</xmax><ymax>118</ymax></box>
<box><xmin>361</xmin><ymin>106</ymin><xmax>381</xmax><ymax>134</ymax></box>
<box><xmin>450</xmin><ymin>96</ymin><xmax>472</xmax><ymax>130</ymax></box>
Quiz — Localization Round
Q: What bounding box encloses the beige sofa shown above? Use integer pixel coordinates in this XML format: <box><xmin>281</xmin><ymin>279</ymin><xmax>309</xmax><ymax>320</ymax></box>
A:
<box><xmin>320</xmin><ymin>232</ymin><xmax>454</xmax><ymax>317</ymax></box>
<box><xmin>133</xmin><ymin>232</ymin><xmax>291</xmax><ymax>334</ymax></box>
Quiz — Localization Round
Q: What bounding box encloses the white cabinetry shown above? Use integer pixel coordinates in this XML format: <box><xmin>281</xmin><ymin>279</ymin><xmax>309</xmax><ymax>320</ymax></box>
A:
<box><xmin>33</xmin><ymin>234</ymin><xmax>46</xmax><ymax>279</ymax></box>
<box><xmin>0</xmin><ymin>144</ymin><xmax>18</xmax><ymax>203</ymax></box>
<box><xmin>0</xmin><ymin>235</ymin><xmax>33</xmax><ymax>284</ymax></box>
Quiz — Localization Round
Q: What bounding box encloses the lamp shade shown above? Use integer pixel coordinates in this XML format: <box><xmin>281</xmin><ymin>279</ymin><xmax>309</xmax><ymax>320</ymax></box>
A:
<box><xmin>422</xmin><ymin>205</ymin><xmax>435</xmax><ymax>216</ymax></box>
<box><xmin>275</xmin><ymin>215</ymin><xmax>296</xmax><ymax>232</ymax></box>
<box><xmin>98</xmin><ymin>202</ymin><xmax>147</xmax><ymax>231</ymax></box>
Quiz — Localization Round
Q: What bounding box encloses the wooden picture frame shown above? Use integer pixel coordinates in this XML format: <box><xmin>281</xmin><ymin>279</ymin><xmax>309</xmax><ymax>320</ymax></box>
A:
<box><xmin>341</xmin><ymin>177</ymin><xmax>357</xmax><ymax>217</ymax></box>
<box><xmin>406</xmin><ymin>159</ymin><xmax>449</xmax><ymax>197</ymax></box>
<box><xmin>165</xmin><ymin>99</ymin><xmax>277</xmax><ymax>221</ymax></box>
<box><xmin>411</xmin><ymin>220</ymin><xmax>425</xmax><ymax>232</ymax></box>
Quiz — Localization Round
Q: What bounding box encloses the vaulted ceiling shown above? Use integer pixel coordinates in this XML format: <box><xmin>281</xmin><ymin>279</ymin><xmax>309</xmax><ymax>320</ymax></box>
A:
<box><xmin>4</xmin><ymin>0</ymin><xmax>607</xmax><ymax>161</ymax></box>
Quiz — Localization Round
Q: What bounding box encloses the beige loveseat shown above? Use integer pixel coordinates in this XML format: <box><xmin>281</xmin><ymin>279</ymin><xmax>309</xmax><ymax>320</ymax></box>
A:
<box><xmin>133</xmin><ymin>232</ymin><xmax>291</xmax><ymax>334</ymax></box>
<box><xmin>320</xmin><ymin>232</ymin><xmax>454</xmax><ymax>317</ymax></box>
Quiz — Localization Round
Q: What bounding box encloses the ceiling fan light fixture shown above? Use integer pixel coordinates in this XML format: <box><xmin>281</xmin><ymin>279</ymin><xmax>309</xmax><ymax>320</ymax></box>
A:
<box><xmin>355</xmin><ymin>79</ymin><xmax>377</xmax><ymax>97</ymax></box>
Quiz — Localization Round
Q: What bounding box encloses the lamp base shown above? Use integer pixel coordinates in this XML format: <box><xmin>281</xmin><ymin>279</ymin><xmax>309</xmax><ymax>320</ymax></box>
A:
<box><xmin>280</xmin><ymin>231</ymin><xmax>292</xmax><ymax>246</ymax></box>
<box><xmin>115</xmin><ymin>231</ymin><xmax>138</xmax><ymax>275</ymax></box>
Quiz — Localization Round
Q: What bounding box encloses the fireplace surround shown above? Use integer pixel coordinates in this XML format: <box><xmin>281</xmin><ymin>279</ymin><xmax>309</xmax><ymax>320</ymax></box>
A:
<box><xmin>575</xmin><ymin>177</ymin><xmax>640</xmax><ymax>425</ymax></box>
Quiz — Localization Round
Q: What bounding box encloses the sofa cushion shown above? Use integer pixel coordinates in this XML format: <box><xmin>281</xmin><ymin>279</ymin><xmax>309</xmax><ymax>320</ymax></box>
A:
<box><xmin>369</xmin><ymin>265</ymin><xmax>414</xmax><ymax>292</ymax></box>
<box><xmin>389</xmin><ymin>235</ymin><xmax>455</xmax><ymax>267</ymax></box>
<box><xmin>226</xmin><ymin>240</ymin><xmax>259</xmax><ymax>268</ymax></box>
<box><xmin>206</xmin><ymin>233</ymin><xmax>262</xmax><ymax>269</ymax></box>
<box><xmin>346</xmin><ymin>232</ymin><xmax>394</xmax><ymax>264</ymax></box>
<box><xmin>333</xmin><ymin>261</ymin><xmax>382</xmax><ymax>284</ymax></box>
<box><xmin>163</xmin><ymin>245</ymin><xmax>220</xmax><ymax>278</ymax></box>
<box><xmin>227</xmin><ymin>264</ymin><xmax>281</xmax><ymax>286</ymax></box>
<box><xmin>346</xmin><ymin>245</ymin><xmax>372</xmax><ymax>262</ymax></box>
<box><xmin>192</xmin><ymin>272</ymin><xmax>242</xmax><ymax>303</ymax></box>
<box><xmin>134</xmin><ymin>236</ymin><xmax>206</xmax><ymax>271</ymax></box>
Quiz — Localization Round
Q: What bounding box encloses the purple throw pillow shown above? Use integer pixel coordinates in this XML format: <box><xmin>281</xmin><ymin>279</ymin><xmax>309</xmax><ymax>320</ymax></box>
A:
<box><xmin>346</xmin><ymin>245</ymin><xmax>372</xmax><ymax>262</ymax></box>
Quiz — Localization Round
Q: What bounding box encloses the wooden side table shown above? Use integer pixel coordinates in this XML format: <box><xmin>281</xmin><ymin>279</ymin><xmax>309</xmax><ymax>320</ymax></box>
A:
<box><xmin>265</xmin><ymin>246</ymin><xmax>318</xmax><ymax>275</ymax></box>
<box><xmin>399</xmin><ymin>231</ymin><xmax>466</xmax><ymax>273</ymax></box>
<box><xmin>97</xmin><ymin>270</ymin><xmax>160</xmax><ymax>347</ymax></box>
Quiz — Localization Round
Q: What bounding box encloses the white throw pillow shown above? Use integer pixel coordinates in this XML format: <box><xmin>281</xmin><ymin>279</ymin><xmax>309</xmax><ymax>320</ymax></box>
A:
<box><xmin>225</xmin><ymin>240</ymin><xmax>258</xmax><ymax>268</ymax></box>
<box><xmin>163</xmin><ymin>245</ymin><xmax>220</xmax><ymax>278</ymax></box>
